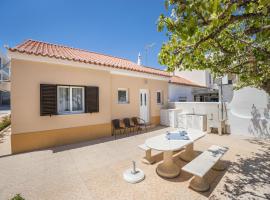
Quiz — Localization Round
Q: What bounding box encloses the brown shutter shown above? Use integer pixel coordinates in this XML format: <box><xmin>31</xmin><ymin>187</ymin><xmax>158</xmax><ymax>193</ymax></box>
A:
<box><xmin>85</xmin><ymin>86</ymin><xmax>99</xmax><ymax>113</ymax></box>
<box><xmin>40</xmin><ymin>84</ymin><xmax>57</xmax><ymax>116</ymax></box>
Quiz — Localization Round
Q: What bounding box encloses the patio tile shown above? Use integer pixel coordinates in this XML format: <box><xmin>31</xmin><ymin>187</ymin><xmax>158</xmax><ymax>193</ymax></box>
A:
<box><xmin>0</xmin><ymin>126</ymin><xmax>269</xmax><ymax>200</ymax></box>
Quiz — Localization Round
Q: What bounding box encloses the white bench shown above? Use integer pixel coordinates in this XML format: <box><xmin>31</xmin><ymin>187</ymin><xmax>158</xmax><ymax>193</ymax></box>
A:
<box><xmin>138</xmin><ymin>144</ymin><xmax>155</xmax><ymax>164</ymax></box>
<box><xmin>138</xmin><ymin>144</ymin><xmax>184</xmax><ymax>165</ymax></box>
<box><xmin>182</xmin><ymin>145</ymin><xmax>228</xmax><ymax>192</ymax></box>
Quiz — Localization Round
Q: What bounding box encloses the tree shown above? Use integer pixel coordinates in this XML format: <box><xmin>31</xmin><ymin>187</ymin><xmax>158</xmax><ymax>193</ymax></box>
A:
<box><xmin>158</xmin><ymin>0</ymin><xmax>270</xmax><ymax>94</ymax></box>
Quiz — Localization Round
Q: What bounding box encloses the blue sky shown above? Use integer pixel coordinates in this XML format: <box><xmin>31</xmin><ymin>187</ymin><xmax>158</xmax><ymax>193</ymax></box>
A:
<box><xmin>0</xmin><ymin>0</ymin><xmax>169</xmax><ymax>70</ymax></box>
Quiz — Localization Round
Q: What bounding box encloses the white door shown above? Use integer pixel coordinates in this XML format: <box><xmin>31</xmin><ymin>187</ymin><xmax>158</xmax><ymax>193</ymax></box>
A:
<box><xmin>140</xmin><ymin>89</ymin><xmax>150</xmax><ymax>123</ymax></box>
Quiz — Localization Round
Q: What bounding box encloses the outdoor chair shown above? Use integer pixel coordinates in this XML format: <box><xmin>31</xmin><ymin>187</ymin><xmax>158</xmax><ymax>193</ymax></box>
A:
<box><xmin>131</xmin><ymin>117</ymin><xmax>147</xmax><ymax>133</ymax></box>
<box><xmin>112</xmin><ymin>119</ymin><xmax>125</xmax><ymax>139</ymax></box>
<box><xmin>123</xmin><ymin>118</ymin><xmax>136</xmax><ymax>134</ymax></box>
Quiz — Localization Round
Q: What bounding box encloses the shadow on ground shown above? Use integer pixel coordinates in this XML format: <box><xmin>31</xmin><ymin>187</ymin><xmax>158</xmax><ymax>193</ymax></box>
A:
<box><xmin>52</xmin><ymin>126</ymin><xmax>168</xmax><ymax>153</ymax></box>
<box><xmin>210</xmin><ymin>139</ymin><xmax>270</xmax><ymax>200</ymax></box>
<box><xmin>155</xmin><ymin>150</ymin><xmax>229</xmax><ymax>198</ymax></box>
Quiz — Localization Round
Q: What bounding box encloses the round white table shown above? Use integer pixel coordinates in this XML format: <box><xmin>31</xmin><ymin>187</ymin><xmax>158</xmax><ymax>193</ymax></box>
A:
<box><xmin>145</xmin><ymin>133</ymin><xmax>192</xmax><ymax>178</ymax></box>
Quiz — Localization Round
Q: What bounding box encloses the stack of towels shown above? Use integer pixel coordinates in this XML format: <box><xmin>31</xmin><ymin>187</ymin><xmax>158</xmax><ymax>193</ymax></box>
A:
<box><xmin>166</xmin><ymin>130</ymin><xmax>189</xmax><ymax>140</ymax></box>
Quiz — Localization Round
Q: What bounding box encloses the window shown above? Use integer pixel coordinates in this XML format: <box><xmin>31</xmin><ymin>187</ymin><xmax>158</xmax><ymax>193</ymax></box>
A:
<box><xmin>178</xmin><ymin>96</ymin><xmax>187</xmax><ymax>102</ymax></box>
<box><xmin>118</xmin><ymin>88</ymin><xmax>129</xmax><ymax>104</ymax></box>
<box><xmin>57</xmin><ymin>86</ymin><xmax>84</xmax><ymax>114</ymax></box>
<box><xmin>157</xmin><ymin>91</ymin><xmax>162</xmax><ymax>104</ymax></box>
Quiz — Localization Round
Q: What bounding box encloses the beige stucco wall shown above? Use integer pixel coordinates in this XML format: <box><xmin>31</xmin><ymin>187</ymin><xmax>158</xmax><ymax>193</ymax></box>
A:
<box><xmin>11</xmin><ymin>58</ymin><xmax>168</xmax><ymax>153</ymax></box>
<box><xmin>111</xmin><ymin>74</ymin><xmax>168</xmax><ymax>120</ymax></box>
<box><xmin>11</xmin><ymin>59</ymin><xmax>112</xmax><ymax>134</ymax></box>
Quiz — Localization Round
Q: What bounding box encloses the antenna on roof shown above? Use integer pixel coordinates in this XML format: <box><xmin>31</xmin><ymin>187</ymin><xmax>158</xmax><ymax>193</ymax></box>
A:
<box><xmin>144</xmin><ymin>43</ymin><xmax>155</xmax><ymax>66</ymax></box>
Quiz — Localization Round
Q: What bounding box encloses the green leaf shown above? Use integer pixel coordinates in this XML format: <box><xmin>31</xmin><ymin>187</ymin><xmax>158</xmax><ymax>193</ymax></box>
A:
<box><xmin>157</xmin><ymin>0</ymin><xmax>270</xmax><ymax>94</ymax></box>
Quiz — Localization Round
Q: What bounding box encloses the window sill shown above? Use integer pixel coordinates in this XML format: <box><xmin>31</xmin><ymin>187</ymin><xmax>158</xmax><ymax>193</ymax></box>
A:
<box><xmin>118</xmin><ymin>102</ymin><xmax>130</xmax><ymax>104</ymax></box>
<box><xmin>57</xmin><ymin>111</ymin><xmax>85</xmax><ymax>115</ymax></box>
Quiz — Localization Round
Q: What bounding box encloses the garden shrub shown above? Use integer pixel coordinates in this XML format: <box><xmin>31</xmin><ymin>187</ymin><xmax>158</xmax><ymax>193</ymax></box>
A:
<box><xmin>0</xmin><ymin>115</ymin><xmax>11</xmax><ymax>132</ymax></box>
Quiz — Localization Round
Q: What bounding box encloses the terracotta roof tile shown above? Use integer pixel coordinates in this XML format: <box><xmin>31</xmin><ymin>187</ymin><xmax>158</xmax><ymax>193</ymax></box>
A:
<box><xmin>169</xmin><ymin>76</ymin><xmax>206</xmax><ymax>88</ymax></box>
<box><xmin>9</xmin><ymin>39</ymin><xmax>170</xmax><ymax>77</ymax></box>
<box><xmin>9</xmin><ymin>39</ymin><xmax>204</xmax><ymax>87</ymax></box>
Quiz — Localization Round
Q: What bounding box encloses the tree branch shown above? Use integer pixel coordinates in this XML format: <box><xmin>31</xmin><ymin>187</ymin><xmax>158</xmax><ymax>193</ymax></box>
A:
<box><xmin>192</xmin><ymin>11</ymin><xmax>265</xmax><ymax>51</ymax></box>
<box><xmin>245</xmin><ymin>25</ymin><xmax>270</xmax><ymax>35</ymax></box>
<box><xmin>214</xmin><ymin>39</ymin><xmax>234</xmax><ymax>54</ymax></box>
<box><xmin>226</xmin><ymin>31</ymin><xmax>270</xmax><ymax>55</ymax></box>
<box><xmin>194</xmin><ymin>8</ymin><xmax>208</xmax><ymax>25</ymax></box>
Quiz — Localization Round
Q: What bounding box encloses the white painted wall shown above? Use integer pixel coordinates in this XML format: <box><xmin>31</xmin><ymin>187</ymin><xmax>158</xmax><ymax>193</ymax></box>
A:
<box><xmin>222</xmin><ymin>84</ymin><xmax>234</xmax><ymax>103</ymax></box>
<box><xmin>169</xmin><ymin>87</ymin><xmax>270</xmax><ymax>139</ymax></box>
<box><xmin>169</xmin><ymin>102</ymin><xmax>221</xmax><ymax>126</ymax></box>
<box><xmin>174</xmin><ymin>69</ymin><xmax>211</xmax><ymax>87</ymax></box>
<box><xmin>227</xmin><ymin>87</ymin><xmax>270</xmax><ymax>139</ymax></box>
<box><xmin>168</xmin><ymin>84</ymin><xmax>194</xmax><ymax>102</ymax></box>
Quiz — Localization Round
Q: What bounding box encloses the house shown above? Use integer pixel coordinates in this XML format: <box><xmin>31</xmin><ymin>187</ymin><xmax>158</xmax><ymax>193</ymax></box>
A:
<box><xmin>174</xmin><ymin>69</ymin><xmax>235</xmax><ymax>102</ymax></box>
<box><xmin>0</xmin><ymin>51</ymin><xmax>10</xmax><ymax>106</ymax></box>
<box><xmin>168</xmin><ymin>75</ymin><xmax>206</xmax><ymax>102</ymax></box>
<box><xmin>8</xmin><ymin>39</ymin><xmax>202</xmax><ymax>153</ymax></box>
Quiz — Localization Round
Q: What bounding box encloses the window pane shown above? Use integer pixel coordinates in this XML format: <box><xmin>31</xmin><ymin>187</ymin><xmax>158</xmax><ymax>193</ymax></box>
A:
<box><xmin>58</xmin><ymin>87</ymin><xmax>70</xmax><ymax>112</ymax></box>
<box><xmin>118</xmin><ymin>90</ymin><xmax>127</xmax><ymax>103</ymax></box>
<box><xmin>157</xmin><ymin>92</ymin><xmax>161</xmax><ymax>104</ymax></box>
<box><xmin>144</xmin><ymin>93</ymin><xmax>146</xmax><ymax>106</ymax></box>
<box><xmin>72</xmin><ymin>88</ymin><xmax>83</xmax><ymax>111</ymax></box>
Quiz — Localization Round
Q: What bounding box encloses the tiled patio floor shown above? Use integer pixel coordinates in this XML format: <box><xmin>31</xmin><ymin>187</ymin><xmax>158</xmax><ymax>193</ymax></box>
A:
<box><xmin>0</xmin><ymin>126</ymin><xmax>269</xmax><ymax>200</ymax></box>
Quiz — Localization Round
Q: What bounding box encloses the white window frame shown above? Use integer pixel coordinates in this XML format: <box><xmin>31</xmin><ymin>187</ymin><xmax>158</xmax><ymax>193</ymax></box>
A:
<box><xmin>156</xmin><ymin>90</ymin><xmax>163</xmax><ymax>105</ymax></box>
<box><xmin>117</xmin><ymin>88</ymin><xmax>129</xmax><ymax>104</ymax></box>
<box><xmin>57</xmin><ymin>86</ymin><xmax>85</xmax><ymax>114</ymax></box>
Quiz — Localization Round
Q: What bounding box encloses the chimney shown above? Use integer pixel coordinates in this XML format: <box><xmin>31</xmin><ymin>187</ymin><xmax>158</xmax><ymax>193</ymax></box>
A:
<box><xmin>137</xmin><ymin>52</ymin><xmax>142</xmax><ymax>66</ymax></box>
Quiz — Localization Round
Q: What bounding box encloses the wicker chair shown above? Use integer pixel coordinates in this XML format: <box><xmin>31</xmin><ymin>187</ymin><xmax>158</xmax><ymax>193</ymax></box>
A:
<box><xmin>131</xmin><ymin>117</ymin><xmax>147</xmax><ymax>133</ymax></box>
<box><xmin>123</xmin><ymin>118</ymin><xmax>136</xmax><ymax>134</ymax></box>
<box><xmin>112</xmin><ymin>119</ymin><xmax>125</xmax><ymax>139</ymax></box>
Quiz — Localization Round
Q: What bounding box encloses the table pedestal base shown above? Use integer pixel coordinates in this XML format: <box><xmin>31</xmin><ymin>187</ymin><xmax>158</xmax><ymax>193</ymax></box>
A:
<box><xmin>156</xmin><ymin>151</ymin><xmax>180</xmax><ymax>178</ymax></box>
<box><xmin>212</xmin><ymin>160</ymin><xmax>226</xmax><ymax>171</ymax></box>
<box><xmin>189</xmin><ymin>176</ymin><xmax>209</xmax><ymax>192</ymax></box>
<box><xmin>180</xmin><ymin>143</ymin><xmax>195</xmax><ymax>162</ymax></box>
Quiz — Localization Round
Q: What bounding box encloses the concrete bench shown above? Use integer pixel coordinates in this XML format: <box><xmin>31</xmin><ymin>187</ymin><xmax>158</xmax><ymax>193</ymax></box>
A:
<box><xmin>182</xmin><ymin>145</ymin><xmax>228</xmax><ymax>192</ymax></box>
<box><xmin>138</xmin><ymin>144</ymin><xmax>155</xmax><ymax>164</ymax></box>
<box><xmin>138</xmin><ymin>144</ymin><xmax>184</xmax><ymax>165</ymax></box>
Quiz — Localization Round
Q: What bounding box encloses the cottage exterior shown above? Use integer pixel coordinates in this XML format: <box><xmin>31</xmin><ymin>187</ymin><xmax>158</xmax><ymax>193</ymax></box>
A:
<box><xmin>8</xmin><ymin>40</ymin><xmax>170</xmax><ymax>153</ymax></box>
<box><xmin>8</xmin><ymin>40</ymin><xmax>202</xmax><ymax>153</ymax></box>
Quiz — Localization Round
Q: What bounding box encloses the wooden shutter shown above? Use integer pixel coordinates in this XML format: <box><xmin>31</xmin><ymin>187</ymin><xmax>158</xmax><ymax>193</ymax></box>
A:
<box><xmin>40</xmin><ymin>84</ymin><xmax>57</xmax><ymax>116</ymax></box>
<box><xmin>85</xmin><ymin>86</ymin><xmax>99</xmax><ymax>113</ymax></box>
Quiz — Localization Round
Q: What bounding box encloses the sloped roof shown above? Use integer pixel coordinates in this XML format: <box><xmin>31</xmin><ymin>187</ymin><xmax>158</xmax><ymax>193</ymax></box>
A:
<box><xmin>9</xmin><ymin>39</ymin><xmax>170</xmax><ymax>77</ymax></box>
<box><xmin>9</xmin><ymin>39</ymin><xmax>204</xmax><ymax>87</ymax></box>
<box><xmin>169</xmin><ymin>76</ymin><xmax>206</xmax><ymax>88</ymax></box>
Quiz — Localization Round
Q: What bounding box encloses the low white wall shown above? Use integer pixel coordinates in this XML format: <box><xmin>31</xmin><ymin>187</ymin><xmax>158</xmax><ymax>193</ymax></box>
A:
<box><xmin>169</xmin><ymin>87</ymin><xmax>270</xmax><ymax>139</ymax></box>
<box><xmin>169</xmin><ymin>102</ymin><xmax>222</xmax><ymax>126</ymax></box>
<box><xmin>168</xmin><ymin>84</ymin><xmax>194</xmax><ymax>102</ymax></box>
